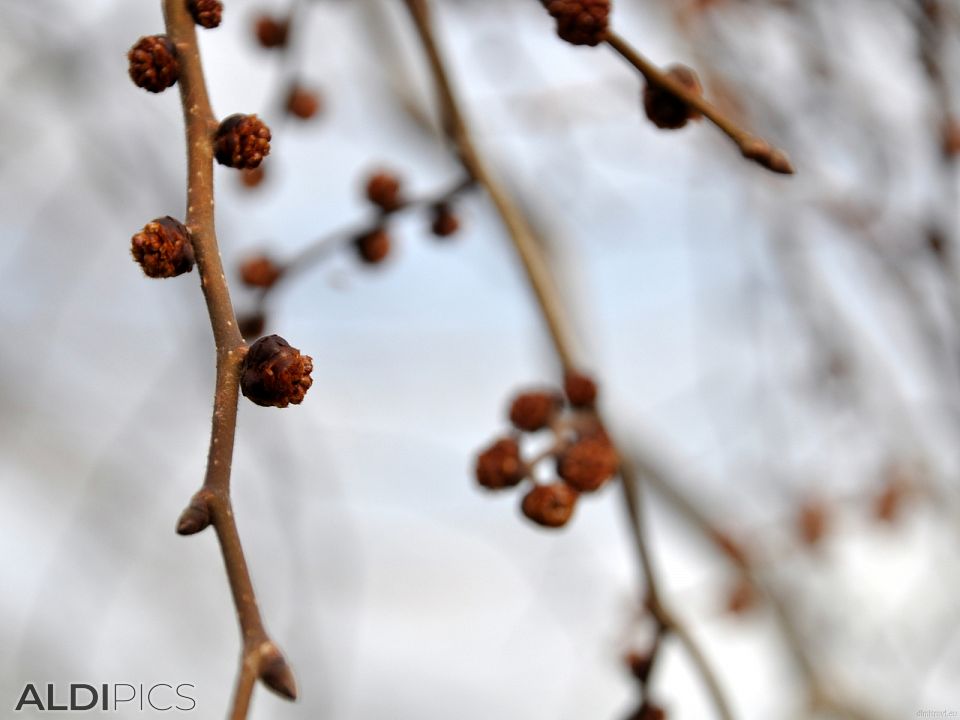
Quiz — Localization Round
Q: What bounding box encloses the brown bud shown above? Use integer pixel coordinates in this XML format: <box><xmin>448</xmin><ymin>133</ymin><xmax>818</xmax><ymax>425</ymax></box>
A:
<box><xmin>557</xmin><ymin>435</ymin><xmax>618</xmax><ymax>492</ymax></box>
<box><xmin>255</xmin><ymin>15</ymin><xmax>290</xmax><ymax>48</ymax></box>
<box><xmin>176</xmin><ymin>493</ymin><xmax>212</xmax><ymax>535</ymax></box>
<box><xmin>131</xmin><ymin>216</ymin><xmax>195</xmax><ymax>278</ymax></box>
<box><xmin>430</xmin><ymin>203</ymin><xmax>460</xmax><ymax>238</ymax></box>
<box><xmin>241</xmin><ymin>335</ymin><xmax>313</xmax><ymax>408</ymax></box>
<box><xmin>521</xmin><ymin>483</ymin><xmax>578</xmax><ymax>528</ymax></box>
<box><xmin>259</xmin><ymin>644</ymin><xmax>298</xmax><ymax>700</ymax></box>
<box><xmin>215</xmin><ymin>114</ymin><xmax>272</xmax><ymax>170</ymax></box>
<box><xmin>128</xmin><ymin>35</ymin><xmax>180</xmax><ymax>93</ymax></box>
<box><xmin>475</xmin><ymin>437</ymin><xmax>526</xmax><ymax>490</ymax></box>
<box><xmin>365</xmin><ymin>172</ymin><xmax>404</xmax><ymax>213</ymax></box>
<box><xmin>240</xmin><ymin>165</ymin><xmax>266</xmax><ymax>189</ymax></box>
<box><xmin>797</xmin><ymin>500</ymin><xmax>828</xmax><ymax>547</ymax></box>
<box><xmin>563</xmin><ymin>370</ymin><xmax>598</xmax><ymax>407</ymax></box>
<box><xmin>240</xmin><ymin>254</ymin><xmax>283</xmax><ymax>289</ymax></box>
<box><xmin>353</xmin><ymin>228</ymin><xmax>391</xmax><ymax>265</ymax></box>
<box><xmin>509</xmin><ymin>390</ymin><xmax>563</xmax><ymax>432</ymax></box>
<box><xmin>188</xmin><ymin>0</ymin><xmax>223</xmax><ymax>28</ymax></box>
<box><xmin>286</xmin><ymin>85</ymin><xmax>321</xmax><ymax>120</ymax></box>
<box><xmin>238</xmin><ymin>312</ymin><xmax>267</xmax><ymax>340</ymax></box>
<box><xmin>643</xmin><ymin>65</ymin><xmax>703</xmax><ymax>130</ymax></box>
<box><xmin>541</xmin><ymin>0</ymin><xmax>610</xmax><ymax>46</ymax></box>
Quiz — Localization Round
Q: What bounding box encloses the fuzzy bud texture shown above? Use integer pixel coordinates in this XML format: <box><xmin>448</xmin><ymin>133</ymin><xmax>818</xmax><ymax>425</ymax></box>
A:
<box><xmin>241</xmin><ymin>335</ymin><xmax>313</xmax><ymax>408</ymax></box>
<box><xmin>215</xmin><ymin>114</ymin><xmax>271</xmax><ymax>170</ymax></box>
<box><xmin>128</xmin><ymin>35</ymin><xmax>180</xmax><ymax>93</ymax></box>
<box><xmin>476</xmin><ymin>438</ymin><xmax>526</xmax><ymax>490</ymax></box>
<box><xmin>188</xmin><ymin>0</ymin><xmax>223</xmax><ymax>28</ymax></box>
<box><xmin>542</xmin><ymin>0</ymin><xmax>610</xmax><ymax>46</ymax></box>
<box><xmin>131</xmin><ymin>216</ymin><xmax>195</xmax><ymax>278</ymax></box>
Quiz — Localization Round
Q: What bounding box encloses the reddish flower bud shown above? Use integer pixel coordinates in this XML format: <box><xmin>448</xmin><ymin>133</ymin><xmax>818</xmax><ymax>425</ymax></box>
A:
<box><xmin>255</xmin><ymin>15</ymin><xmax>289</xmax><ymax>48</ymax></box>
<box><xmin>239</xmin><ymin>254</ymin><xmax>283</xmax><ymax>289</ymax></box>
<box><xmin>521</xmin><ymin>483</ymin><xmax>578</xmax><ymax>528</ymax></box>
<box><xmin>188</xmin><ymin>0</ymin><xmax>223</xmax><ymax>28</ymax></box>
<box><xmin>643</xmin><ymin>65</ymin><xmax>703</xmax><ymax>130</ymax></box>
<box><xmin>564</xmin><ymin>370</ymin><xmax>598</xmax><ymax>407</ymax></box>
<box><xmin>128</xmin><ymin>35</ymin><xmax>180</xmax><ymax>93</ymax></box>
<box><xmin>557</xmin><ymin>435</ymin><xmax>618</xmax><ymax>492</ymax></box>
<box><xmin>353</xmin><ymin>228</ymin><xmax>391</xmax><ymax>265</ymax></box>
<box><xmin>286</xmin><ymin>86</ymin><xmax>321</xmax><ymax>120</ymax></box>
<box><xmin>509</xmin><ymin>390</ymin><xmax>563</xmax><ymax>432</ymax></box>
<box><xmin>475</xmin><ymin>437</ymin><xmax>526</xmax><ymax>490</ymax></box>
<box><xmin>241</xmin><ymin>335</ymin><xmax>313</xmax><ymax>408</ymax></box>
<box><xmin>131</xmin><ymin>216</ymin><xmax>195</xmax><ymax>278</ymax></box>
<box><xmin>365</xmin><ymin>172</ymin><xmax>404</xmax><ymax>213</ymax></box>
<box><xmin>215</xmin><ymin>114</ymin><xmax>271</xmax><ymax>170</ymax></box>
<box><xmin>541</xmin><ymin>0</ymin><xmax>610</xmax><ymax>46</ymax></box>
<box><xmin>430</xmin><ymin>203</ymin><xmax>460</xmax><ymax>238</ymax></box>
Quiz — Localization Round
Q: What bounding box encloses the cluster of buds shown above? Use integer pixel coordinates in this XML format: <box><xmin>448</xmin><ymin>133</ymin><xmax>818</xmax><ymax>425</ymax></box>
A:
<box><xmin>540</xmin><ymin>0</ymin><xmax>611</xmax><ymax>47</ymax></box>
<box><xmin>353</xmin><ymin>170</ymin><xmax>463</xmax><ymax>266</ymax></box>
<box><xmin>473</xmin><ymin>371</ymin><xmax>618</xmax><ymax>528</ymax></box>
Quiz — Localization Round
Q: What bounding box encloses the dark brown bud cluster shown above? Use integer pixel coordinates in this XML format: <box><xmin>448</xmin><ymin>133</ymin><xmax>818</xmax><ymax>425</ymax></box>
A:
<box><xmin>131</xmin><ymin>216</ymin><xmax>195</xmax><ymax>278</ymax></box>
<box><xmin>188</xmin><ymin>0</ymin><xmax>223</xmax><ymax>29</ymax></box>
<box><xmin>286</xmin><ymin>85</ymin><xmax>322</xmax><ymax>120</ymax></box>
<box><xmin>473</xmin><ymin>371</ymin><xmax>618</xmax><ymax>529</ymax></box>
<box><xmin>215</xmin><ymin>114</ymin><xmax>271</xmax><ymax>169</ymax></box>
<box><xmin>239</xmin><ymin>254</ymin><xmax>283</xmax><ymax>289</ymax></box>
<box><xmin>541</xmin><ymin>0</ymin><xmax>611</xmax><ymax>46</ymax></box>
<box><xmin>642</xmin><ymin>65</ymin><xmax>703</xmax><ymax>130</ymax></box>
<box><xmin>128</xmin><ymin>35</ymin><xmax>180</xmax><ymax>93</ymax></box>
<box><xmin>255</xmin><ymin>15</ymin><xmax>290</xmax><ymax>49</ymax></box>
<box><xmin>241</xmin><ymin>335</ymin><xmax>313</xmax><ymax>408</ymax></box>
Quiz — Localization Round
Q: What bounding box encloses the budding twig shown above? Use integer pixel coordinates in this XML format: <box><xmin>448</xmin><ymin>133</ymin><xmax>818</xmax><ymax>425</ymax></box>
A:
<box><xmin>604</xmin><ymin>30</ymin><xmax>794</xmax><ymax>175</ymax></box>
<box><xmin>160</xmin><ymin>1</ymin><xmax>295</xmax><ymax>717</ymax></box>
<box><xmin>400</xmin><ymin>2</ymin><xmax>733</xmax><ymax>718</ymax></box>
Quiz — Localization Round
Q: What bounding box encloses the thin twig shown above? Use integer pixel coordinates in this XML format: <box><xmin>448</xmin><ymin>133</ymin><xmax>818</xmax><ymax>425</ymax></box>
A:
<box><xmin>604</xmin><ymin>30</ymin><xmax>794</xmax><ymax>175</ymax></box>
<box><xmin>400</xmin><ymin>2</ymin><xmax>734</xmax><ymax>718</ymax></box>
<box><xmin>161</xmin><ymin>1</ymin><xmax>296</xmax><ymax>716</ymax></box>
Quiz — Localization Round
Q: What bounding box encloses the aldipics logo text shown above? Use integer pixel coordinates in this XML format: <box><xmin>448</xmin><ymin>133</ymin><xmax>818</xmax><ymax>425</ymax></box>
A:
<box><xmin>14</xmin><ymin>683</ymin><xmax>197</xmax><ymax>712</ymax></box>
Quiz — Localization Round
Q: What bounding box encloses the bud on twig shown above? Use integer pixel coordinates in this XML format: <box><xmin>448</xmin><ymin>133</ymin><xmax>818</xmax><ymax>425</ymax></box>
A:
<box><xmin>541</xmin><ymin>0</ymin><xmax>611</xmax><ymax>46</ymax></box>
<box><xmin>215</xmin><ymin>114</ymin><xmax>272</xmax><ymax>170</ymax></box>
<box><xmin>366</xmin><ymin>172</ymin><xmax>404</xmax><ymax>213</ymax></box>
<box><xmin>475</xmin><ymin>437</ymin><xmax>526</xmax><ymax>490</ymax></box>
<box><xmin>128</xmin><ymin>35</ymin><xmax>180</xmax><ymax>93</ymax></box>
<box><xmin>557</xmin><ymin>435</ymin><xmax>619</xmax><ymax>492</ymax></box>
<box><xmin>430</xmin><ymin>203</ymin><xmax>460</xmax><ymax>238</ymax></box>
<box><xmin>241</xmin><ymin>335</ymin><xmax>313</xmax><ymax>408</ymax></box>
<box><xmin>353</xmin><ymin>228</ymin><xmax>391</xmax><ymax>265</ymax></box>
<box><xmin>188</xmin><ymin>0</ymin><xmax>223</xmax><ymax>29</ymax></box>
<box><xmin>239</xmin><ymin>254</ymin><xmax>283</xmax><ymax>289</ymax></box>
<box><xmin>255</xmin><ymin>15</ymin><xmax>290</xmax><ymax>49</ymax></box>
<box><xmin>643</xmin><ymin>65</ymin><xmax>703</xmax><ymax>130</ymax></box>
<box><xmin>131</xmin><ymin>216</ymin><xmax>195</xmax><ymax>278</ymax></box>
<box><xmin>521</xmin><ymin>483</ymin><xmax>579</xmax><ymax>528</ymax></box>
<box><xmin>509</xmin><ymin>391</ymin><xmax>563</xmax><ymax>432</ymax></box>
<box><xmin>563</xmin><ymin>370</ymin><xmax>598</xmax><ymax>408</ymax></box>
<box><xmin>258</xmin><ymin>643</ymin><xmax>298</xmax><ymax>700</ymax></box>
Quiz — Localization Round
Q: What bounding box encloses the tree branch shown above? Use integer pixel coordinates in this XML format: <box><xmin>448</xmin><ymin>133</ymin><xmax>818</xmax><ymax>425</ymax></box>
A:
<box><xmin>161</xmin><ymin>0</ymin><xmax>296</xmax><ymax>714</ymax></box>
<box><xmin>400</xmin><ymin>2</ymin><xmax>734</xmax><ymax>718</ymax></box>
